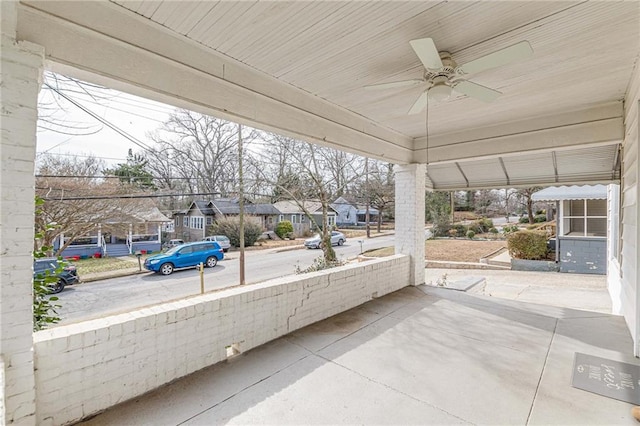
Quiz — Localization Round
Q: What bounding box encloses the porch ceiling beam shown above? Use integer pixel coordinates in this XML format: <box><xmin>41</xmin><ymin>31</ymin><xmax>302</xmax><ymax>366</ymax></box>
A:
<box><xmin>17</xmin><ymin>2</ymin><xmax>414</xmax><ymax>164</ymax></box>
<box><xmin>414</xmin><ymin>102</ymin><xmax>623</xmax><ymax>164</ymax></box>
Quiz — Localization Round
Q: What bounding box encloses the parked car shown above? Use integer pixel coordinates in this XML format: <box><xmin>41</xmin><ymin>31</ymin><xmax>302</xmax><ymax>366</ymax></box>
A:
<box><xmin>203</xmin><ymin>235</ymin><xmax>231</xmax><ymax>252</ymax></box>
<box><xmin>33</xmin><ymin>258</ymin><xmax>80</xmax><ymax>294</ymax></box>
<box><xmin>163</xmin><ymin>239</ymin><xmax>185</xmax><ymax>250</ymax></box>
<box><xmin>144</xmin><ymin>241</ymin><xmax>224</xmax><ymax>275</ymax></box>
<box><xmin>304</xmin><ymin>231</ymin><xmax>346</xmax><ymax>249</ymax></box>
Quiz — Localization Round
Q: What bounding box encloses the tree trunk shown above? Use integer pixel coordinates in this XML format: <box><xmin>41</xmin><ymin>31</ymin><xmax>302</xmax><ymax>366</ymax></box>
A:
<box><xmin>321</xmin><ymin>199</ymin><xmax>336</xmax><ymax>262</ymax></box>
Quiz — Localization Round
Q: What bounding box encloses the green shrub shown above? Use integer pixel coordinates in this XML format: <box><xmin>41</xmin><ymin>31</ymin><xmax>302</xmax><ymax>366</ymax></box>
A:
<box><xmin>503</xmin><ymin>225</ymin><xmax>519</xmax><ymax>234</ymax></box>
<box><xmin>519</xmin><ymin>216</ymin><xmax>530</xmax><ymax>224</ymax></box>
<box><xmin>210</xmin><ymin>217</ymin><xmax>263</xmax><ymax>247</ymax></box>
<box><xmin>489</xmin><ymin>227</ymin><xmax>499</xmax><ymax>234</ymax></box>
<box><xmin>451</xmin><ymin>224</ymin><xmax>467</xmax><ymax>236</ymax></box>
<box><xmin>506</xmin><ymin>231</ymin><xmax>548</xmax><ymax>260</ymax></box>
<box><xmin>466</xmin><ymin>230</ymin><xmax>476</xmax><ymax>239</ymax></box>
<box><xmin>534</xmin><ymin>214</ymin><xmax>547</xmax><ymax>223</ymax></box>
<box><xmin>475</xmin><ymin>217</ymin><xmax>494</xmax><ymax>233</ymax></box>
<box><xmin>275</xmin><ymin>220</ymin><xmax>294</xmax><ymax>239</ymax></box>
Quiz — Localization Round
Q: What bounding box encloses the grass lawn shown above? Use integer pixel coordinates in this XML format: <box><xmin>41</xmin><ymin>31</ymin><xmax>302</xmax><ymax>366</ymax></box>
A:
<box><xmin>72</xmin><ymin>256</ymin><xmax>144</xmax><ymax>275</ymax></box>
<box><xmin>364</xmin><ymin>238</ymin><xmax>507</xmax><ymax>263</ymax></box>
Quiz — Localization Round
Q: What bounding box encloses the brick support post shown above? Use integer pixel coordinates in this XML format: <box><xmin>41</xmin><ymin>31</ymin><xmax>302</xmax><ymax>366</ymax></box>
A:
<box><xmin>394</xmin><ymin>164</ymin><xmax>426</xmax><ymax>286</ymax></box>
<box><xmin>1</xmin><ymin>14</ymin><xmax>45</xmax><ymax>424</ymax></box>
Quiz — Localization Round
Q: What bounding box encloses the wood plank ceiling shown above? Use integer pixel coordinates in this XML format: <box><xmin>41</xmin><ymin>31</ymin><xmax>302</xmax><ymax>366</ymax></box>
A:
<box><xmin>56</xmin><ymin>1</ymin><xmax>640</xmax><ymax>188</ymax></box>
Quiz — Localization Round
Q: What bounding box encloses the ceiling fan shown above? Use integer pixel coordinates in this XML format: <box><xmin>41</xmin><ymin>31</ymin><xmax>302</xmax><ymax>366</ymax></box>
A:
<box><xmin>365</xmin><ymin>38</ymin><xmax>533</xmax><ymax>114</ymax></box>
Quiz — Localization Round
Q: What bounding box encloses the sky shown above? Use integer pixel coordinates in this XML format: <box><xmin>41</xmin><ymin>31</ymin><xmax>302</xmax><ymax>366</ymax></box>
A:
<box><xmin>36</xmin><ymin>72</ymin><xmax>176</xmax><ymax>167</ymax></box>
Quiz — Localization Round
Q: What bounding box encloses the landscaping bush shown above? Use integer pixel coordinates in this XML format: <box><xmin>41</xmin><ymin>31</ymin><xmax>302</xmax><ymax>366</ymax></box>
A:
<box><xmin>506</xmin><ymin>231</ymin><xmax>548</xmax><ymax>260</ymax></box>
<box><xmin>502</xmin><ymin>225</ymin><xmax>519</xmax><ymax>234</ymax></box>
<box><xmin>519</xmin><ymin>216</ymin><xmax>530</xmax><ymax>224</ymax></box>
<box><xmin>534</xmin><ymin>214</ymin><xmax>547</xmax><ymax>223</ymax></box>
<box><xmin>475</xmin><ymin>217</ymin><xmax>494</xmax><ymax>233</ymax></box>
<box><xmin>466</xmin><ymin>230</ymin><xmax>476</xmax><ymax>239</ymax></box>
<box><xmin>451</xmin><ymin>224</ymin><xmax>467</xmax><ymax>237</ymax></box>
<box><xmin>210</xmin><ymin>217</ymin><xmax>263</xmax><ymax>247</ymax></box>
<box><xmin>275</xmin><ymin>220</ymin><xmax>294</xmax><ymax>239</ymax></box>
<box><xmin>489</xmin><ymin>227</ymin><xmax>499</xmax><ymax>234</ymax></box>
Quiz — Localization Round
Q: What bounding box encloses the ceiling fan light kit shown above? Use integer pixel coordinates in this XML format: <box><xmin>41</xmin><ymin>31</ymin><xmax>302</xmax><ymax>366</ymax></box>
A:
<box><xmin>427</xmin><ymin>82</ymin><xmax>452</xmax><ymax>102</ymax></box>
<box><xmin>365</xmin><ymin>38</ymin><xmax>533</xmax><ymax>113</ymax></box>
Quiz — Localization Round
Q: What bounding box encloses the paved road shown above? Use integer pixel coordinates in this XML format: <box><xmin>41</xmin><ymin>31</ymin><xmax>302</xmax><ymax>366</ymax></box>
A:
<box><xmin>56</xmin><ymin>235</ymin><xmax>396</xmax><ymax>325</ymax></box>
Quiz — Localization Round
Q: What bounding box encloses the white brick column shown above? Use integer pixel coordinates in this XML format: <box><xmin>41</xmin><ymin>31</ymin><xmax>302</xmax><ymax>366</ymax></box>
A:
<box><xmin>394</xmin><ymin>164</ymin><xmax>425</xmax><ymax>286</ymax></box>
<box><xmin>1</xmin><ymin>11</ymin><xmax>45</xmax><ymax>424</ymax></box>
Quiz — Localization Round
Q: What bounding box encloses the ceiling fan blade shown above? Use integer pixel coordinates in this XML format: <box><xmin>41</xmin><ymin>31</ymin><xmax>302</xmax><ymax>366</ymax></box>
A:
<box><xmin>409</xmin><ymin>38</ymin><xmax>443</xmax><ymax>70</ymax></box>
<box><xmin>364</xmin><ymin>79</ymin><xmax>423</xmax><ymax>90</ymax></box>
<box><xmin>408</xmin><ymin>92</ymin><xmax>428</xmax><ymax>115</ymax></box>
<box><xmin>458</xmin><ymin>40</ymin><xmax>533</xmax><ymax>74</ymax></box>
<box><xmin>454</xmin><ymin>80</ymin><xmax>501</xmax><ymax>103</ymax></box>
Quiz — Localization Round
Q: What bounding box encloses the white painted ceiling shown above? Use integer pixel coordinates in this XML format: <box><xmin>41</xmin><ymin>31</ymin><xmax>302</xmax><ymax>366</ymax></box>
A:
<box><xmin>18</xmin><ymin>1</ymin><xmax>640</xmax><ymax>189</ymax></box>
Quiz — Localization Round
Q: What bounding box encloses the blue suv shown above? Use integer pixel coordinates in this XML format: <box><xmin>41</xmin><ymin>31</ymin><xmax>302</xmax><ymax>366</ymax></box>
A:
<box><xmin>144</xmin><ymin>241</ymin><xmax>224</xmax><ymax>275</ymax></box>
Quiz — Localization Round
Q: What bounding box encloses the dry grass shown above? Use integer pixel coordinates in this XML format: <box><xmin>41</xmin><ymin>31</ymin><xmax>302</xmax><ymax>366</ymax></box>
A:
<box><xmin>365</xmin><ymin>238</ymin><xmax>507</xmax><ymax>263</ymax></box>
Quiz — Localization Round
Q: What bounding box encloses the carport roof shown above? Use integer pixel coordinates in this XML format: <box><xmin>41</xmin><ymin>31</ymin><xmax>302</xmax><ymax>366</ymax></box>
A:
<box><xmin>531</xmin><ymin>185</ymin><xmax>608</xmax><ymax>201</ymax></box>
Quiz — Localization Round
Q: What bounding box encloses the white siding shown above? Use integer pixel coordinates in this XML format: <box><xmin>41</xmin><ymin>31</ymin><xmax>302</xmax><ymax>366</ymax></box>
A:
<box><xmin>619</xmin><ymin>60</ymin><xmax>640</xmax><ymax>354</ymax></box>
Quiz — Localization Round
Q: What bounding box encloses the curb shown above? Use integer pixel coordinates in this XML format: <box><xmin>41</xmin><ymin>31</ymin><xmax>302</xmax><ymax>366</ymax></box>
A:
<box><xmin>81</xmin><ymin>269</ymin><xmax>147</xmax><ymax>283</ymax></box>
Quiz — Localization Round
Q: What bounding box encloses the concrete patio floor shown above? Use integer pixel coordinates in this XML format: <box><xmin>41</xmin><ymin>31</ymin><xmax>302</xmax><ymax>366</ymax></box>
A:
<box><xmin>81</xmin><ymin>283</ymin><xmax>635</xmax><ymax>425</ymax></box>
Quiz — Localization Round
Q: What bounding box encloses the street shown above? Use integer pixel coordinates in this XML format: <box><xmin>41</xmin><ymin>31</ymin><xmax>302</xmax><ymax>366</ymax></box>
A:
<box><xmin>55</xmin><ymin>235</ymin><xmax>396</xmax><ymax>325</ymax></box>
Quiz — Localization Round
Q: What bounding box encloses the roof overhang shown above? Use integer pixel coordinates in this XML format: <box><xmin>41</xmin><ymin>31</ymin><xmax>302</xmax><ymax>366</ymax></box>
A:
<box><xmin>15</xmin><ymin>1</ymin><xmax>639</xmax><ymax>189</ymax></box>
<box><xmin>532</xmin><ymin>185</ymin><xmax>608</xmax><ymax>202</ymax></box>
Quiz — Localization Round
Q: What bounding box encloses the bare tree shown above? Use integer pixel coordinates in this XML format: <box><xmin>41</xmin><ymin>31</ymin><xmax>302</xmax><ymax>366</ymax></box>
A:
<box><xmin>516</xmin><ymin>187</ymin><xmax>543</xmax><ymax>224</ymax></box>
<box><xmin>147</xmin><ymin>110</ymin><xmax>242</xmax><ymax>197</ymax></box>
<box><xmin>352</xmin><ymin>160</ymin><xmax>395</xmax><ymax>232</ymax></box>
<box><xmin>253</xmin><ymin>134</ymin><xmax>365</xmax><ymax>262</ymax></box>
<box><xmin>35</xmin><ymin>155</ymin><xmax>143</xmax><ymax>255</ymax></box>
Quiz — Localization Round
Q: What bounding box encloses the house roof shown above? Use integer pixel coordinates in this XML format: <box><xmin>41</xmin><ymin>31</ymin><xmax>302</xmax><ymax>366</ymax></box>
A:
<box><xmin>274</xmin><ymin>200</ymin><xmax>336</xmax><ymax>215</ymax></box>
<box><xmin>190</xmin><ymin>200</ymin><xmax>215</xmax><ymax>216</ymax></box>
<box><xmin>213</xmin><ymin>198</ymin><xmax>280</xmax><ymax>215</ymax></box>
<box><xmin>531</xmin><ymin>185</ymin><xmax>608</xmax><ymax>202</ymax></box>
<box><xmin>132</xmin><ymin>207</ymin><xmax>172</xmax><ymax>223</ymax></box>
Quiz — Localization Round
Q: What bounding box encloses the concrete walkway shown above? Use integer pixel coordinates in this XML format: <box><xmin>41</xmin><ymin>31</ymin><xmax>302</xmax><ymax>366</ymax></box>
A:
<box><xmin>81</xmin><ymin>284</ymin><xmax>635</xmax><ymax>425</ymax></box>
<box><xmin>426</xmin><ymin>268</ymin><xmax>613</xmax><ymax>314</ymax></box>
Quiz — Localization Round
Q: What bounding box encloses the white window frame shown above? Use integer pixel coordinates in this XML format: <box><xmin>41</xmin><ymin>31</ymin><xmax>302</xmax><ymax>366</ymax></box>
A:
<box><xmin>190</xmin><ymin>216</ymin><xmax>204</xmax><ymax>230</ymax></box>
<box><xmin>291</xmin><ymin>214</ymin><xmax>298</xmax><ymax>224</ymax></box>
<box><xmin>183</xmin><ymin>216</ymin><xmax>189</xmax><ymax>227</ymax></box>
<box><xmin>560</xmin><ymin>199</ymin><xmax>607</xmax><ymax>238</ymax></box>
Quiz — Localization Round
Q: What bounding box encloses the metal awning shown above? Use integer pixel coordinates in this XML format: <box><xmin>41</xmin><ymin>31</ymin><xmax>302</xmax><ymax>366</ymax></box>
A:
<box><xmin>531</xmin><ymin>185</ymin><xmax>608</xmax><ymax>201</ymax></box>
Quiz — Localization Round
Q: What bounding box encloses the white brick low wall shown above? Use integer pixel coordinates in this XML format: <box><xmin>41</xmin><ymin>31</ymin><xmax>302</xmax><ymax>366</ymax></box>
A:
<box><xmin>33</xmin><ymin>255</ymin><xmax>409</xmax><ymax>425</ymax></box>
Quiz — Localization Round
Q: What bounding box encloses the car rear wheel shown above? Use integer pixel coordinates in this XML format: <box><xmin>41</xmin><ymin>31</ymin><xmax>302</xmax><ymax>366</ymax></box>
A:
<box><xmin>206</xmin><ymin>256</ymin><xmax>218</xmax><ymax>268</ymax></box>
<box><xmin>159</xmin><ymin>263</ymin><xmax>174</xmax><ymax>275</ymax></box>
<box><xmin>50</xmin><ymin>279</ymin><xmax>65</xmax><ymax>294</ymax></box>
<box><xmin>337</xmin><ymin>239</ymin><xmax>344</xmax><ymax>246</ymax></box>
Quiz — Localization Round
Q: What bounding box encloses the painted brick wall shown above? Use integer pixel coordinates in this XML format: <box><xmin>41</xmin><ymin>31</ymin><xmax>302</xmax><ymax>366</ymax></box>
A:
<box><xmin>33</xmin><ymin>255</ymin><xmax>410</xmax><ymax>425</ymax></box>
<box><xmin>0</xmin><ymin>27</ymin><xmax>44</xmax><ymax>425</ymax></box>
<box><xmin>559</xmin><ymin>238</ymin><xmax>607</xmax><ymax>275</ymax></box>
<box><xmin>394</xmin><ymin>164</ymin><xmax>426</xmax><ymax>286</ymax></box>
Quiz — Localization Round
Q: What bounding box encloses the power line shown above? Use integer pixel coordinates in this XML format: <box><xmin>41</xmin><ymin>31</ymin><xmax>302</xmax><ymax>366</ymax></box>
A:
<box><xmin>43</xmin><ymin>82</ymin><xmax>155</xmax><ymax>152</ymax></box>
<box><xmin>40</xmin><ymin>191</ymin><xmax>221</xmax><ymax>201</ymax></box>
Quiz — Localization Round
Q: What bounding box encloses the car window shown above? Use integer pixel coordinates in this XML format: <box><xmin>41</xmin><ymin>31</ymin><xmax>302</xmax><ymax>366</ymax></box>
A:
<box><xmin>179</xmin><ymin>246</ymin><xmax>194</xmax><ymax>254</ymax></box>
<box><xmin>217</xmin><ymin>236</ymin><xmax>229</xmax><ymax>242</ymax></box>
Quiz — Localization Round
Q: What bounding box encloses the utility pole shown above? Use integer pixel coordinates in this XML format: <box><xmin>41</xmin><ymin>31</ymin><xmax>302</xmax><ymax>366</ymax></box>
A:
<box><xmin>365</xmin><ymin>158</ymin><xmax>370</xmax><ymax>238</ymax></box>
<box><xmin>238</xmin><ymin>124</ymin><xmax>245</xmax><ymax>285</ymax></box>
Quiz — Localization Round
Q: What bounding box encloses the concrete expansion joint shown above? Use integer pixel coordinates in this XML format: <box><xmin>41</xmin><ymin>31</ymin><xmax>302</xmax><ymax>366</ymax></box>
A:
<box><xmin>316</xmin><ymin>352</ymin><xmax>471</xmax><ymax>424</ymax></box>
<box><xmin>179</xmin><ymin>353</ymin><xmax>314</xmax><ymax>425</ymax></box>
<box><xmin>526</xmin><ymin>318</ymin><xmax>558</xmax><ymax>424</ymax></box>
